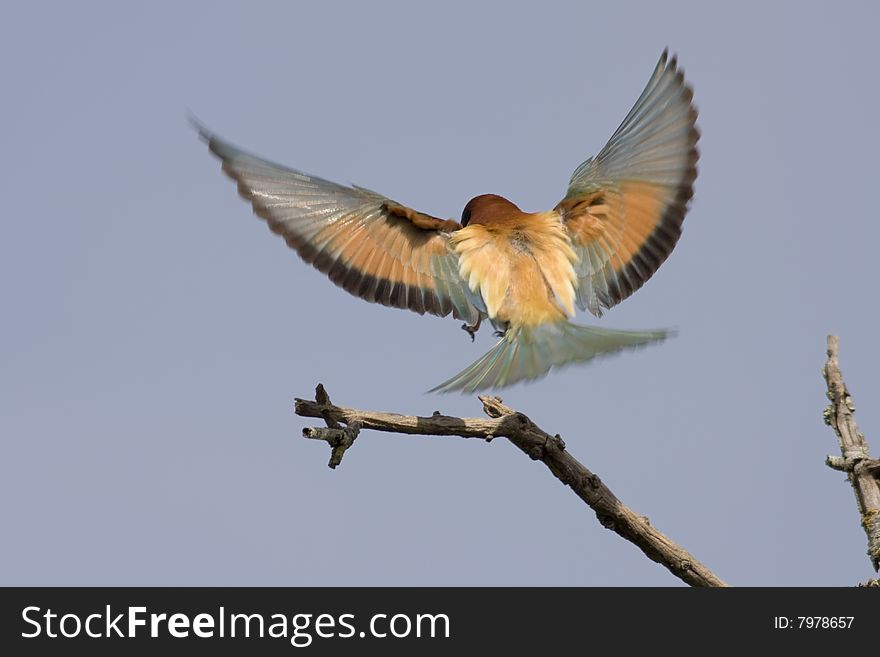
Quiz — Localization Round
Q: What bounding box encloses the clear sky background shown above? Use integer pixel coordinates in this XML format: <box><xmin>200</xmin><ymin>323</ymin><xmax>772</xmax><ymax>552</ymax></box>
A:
<box><xmin>2</xmin><ymin>1</ymin><xmax>878</xmax><ymax>586</ymax></box>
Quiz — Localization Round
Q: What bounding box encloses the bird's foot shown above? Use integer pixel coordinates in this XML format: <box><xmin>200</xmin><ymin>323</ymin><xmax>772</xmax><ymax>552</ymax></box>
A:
<box><xmin>493</xmin><ymin>330</ymin><xmax>505</xmax><ymax>338</ymax></box>
<box><xmin>460</xmin><ymin>316</ymin><xmax>482</xmax><ymax>342</ymax></box>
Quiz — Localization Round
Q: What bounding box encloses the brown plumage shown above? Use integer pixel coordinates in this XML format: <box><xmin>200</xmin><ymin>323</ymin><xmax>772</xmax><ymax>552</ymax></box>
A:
<box><xmin>197</xmin><ymin>50</ymin><xmax>699</xmax><ymax>392</ymax></box>
<box><xmin>453</xmin><ymin>195</ymin><xmax>578</xmax><ymax>327</ymax></box>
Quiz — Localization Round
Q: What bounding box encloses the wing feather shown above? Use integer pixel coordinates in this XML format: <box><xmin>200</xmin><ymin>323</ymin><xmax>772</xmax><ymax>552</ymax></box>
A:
<box><xmin>198</xmin><ymin>126</ymin><xmax>478</xmax><ymax>323</ymax></box>
<box><xmin>558</xmin><ymin>50</ymin><xmax>699</xmax><ymax>317</ymax></box>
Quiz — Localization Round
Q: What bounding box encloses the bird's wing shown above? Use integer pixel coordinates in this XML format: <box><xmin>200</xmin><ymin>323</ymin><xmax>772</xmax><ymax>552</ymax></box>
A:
<box><xmin>198</xmin><ymin>126</ymin><xmax>479</xmax><ymax>323</ymax></box>
<box><xmin>556</xmin><ymin>50</ymin><xmax>699</xmax><ymax>317</ymax></box>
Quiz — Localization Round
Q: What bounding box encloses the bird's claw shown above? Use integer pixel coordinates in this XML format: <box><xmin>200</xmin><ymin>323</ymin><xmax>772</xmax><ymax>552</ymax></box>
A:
<box><xmin>461</xmin><ymin>323</ymin><xmax>477</xmax><ymax>342</ymax></box>
<box><xmin>460</xmin><ymin>316</ymin><xmax>482</xmax><ymax>342</ymax></box>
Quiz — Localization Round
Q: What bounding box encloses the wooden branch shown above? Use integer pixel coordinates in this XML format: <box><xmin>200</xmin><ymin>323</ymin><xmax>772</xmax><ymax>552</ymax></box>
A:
<box><xmin>295</xmin><ymin>384</ymin><xmax>727</xmax><ymax>587</ymax></box>
<box><xmin>822</xmin><ymin>335</ymin><xmax>880</xmax><ymax>571</ymax></box>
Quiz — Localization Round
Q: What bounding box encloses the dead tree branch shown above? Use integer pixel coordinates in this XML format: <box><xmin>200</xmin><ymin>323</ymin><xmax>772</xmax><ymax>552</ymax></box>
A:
<box><xmin>822</xmin><ymin>335</ymin><xmax>880</xmax><ymax>571</ymax></box>
<box><xmin>295</xmin><ymin>384</ymin><xmax>727</xmax><ymax>587</ymax></box>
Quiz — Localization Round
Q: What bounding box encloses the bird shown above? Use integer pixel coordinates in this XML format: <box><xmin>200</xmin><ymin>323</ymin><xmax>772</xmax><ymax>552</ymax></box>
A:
<box><xmin>196</xmin><ymin>49</ymin><xmax>699</xmax><ymax>393</ymax></box>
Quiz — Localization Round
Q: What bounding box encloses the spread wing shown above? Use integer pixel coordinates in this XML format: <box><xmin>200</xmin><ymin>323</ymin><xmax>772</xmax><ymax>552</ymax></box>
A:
<box><xmin>556</xmin><ymin>50</ymin><xmax>699</xmax><ymax>317</ymax></box>
<box><xmin>197</xmin><ymin>125</ymin><xmax>479</xmax><ymax>323</ymax></box>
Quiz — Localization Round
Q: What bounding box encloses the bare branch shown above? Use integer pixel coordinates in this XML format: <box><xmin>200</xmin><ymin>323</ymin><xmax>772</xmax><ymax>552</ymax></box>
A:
<box><xmin>822</xmin><ymin>335</ymin><xmax>880</xmax><ymax>571</ymax></box>
<box><xmin>295</xmin><ymin>385</ymin><xmax>727</xmax><ymax>587</ymax></box>
<box><xmin>300</xmin><ymin>384</ymin><xmax>361</xmax><ymax>469</ymax></box>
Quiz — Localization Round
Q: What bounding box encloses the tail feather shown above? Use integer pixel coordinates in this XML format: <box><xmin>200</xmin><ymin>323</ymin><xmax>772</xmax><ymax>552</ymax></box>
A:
<box><xmin>429</xmin><ymin>321</ymin><xmax>672</xmax><ymax>393</ymax></box>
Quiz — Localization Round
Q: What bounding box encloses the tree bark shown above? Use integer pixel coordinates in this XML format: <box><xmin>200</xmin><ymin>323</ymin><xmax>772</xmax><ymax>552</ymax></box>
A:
<box><xmin>295</xmin><ymin>384</ymin><xmax>727</xmax><ymax>587</ymax></box>
<box><xmin>822</xmin><ymin>335</ymin><xmax>880</xmax><ymax>571</ymax></box>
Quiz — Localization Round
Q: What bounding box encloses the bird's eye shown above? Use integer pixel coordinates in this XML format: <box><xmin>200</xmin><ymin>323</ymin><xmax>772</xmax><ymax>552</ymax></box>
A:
<box><xmin>460</xmin><ymin>207</ymin><xmax>471</xmax><ymax>226</ymax></box>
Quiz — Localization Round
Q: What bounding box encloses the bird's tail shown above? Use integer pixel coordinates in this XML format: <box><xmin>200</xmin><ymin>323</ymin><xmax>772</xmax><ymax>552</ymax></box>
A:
<box><xmin>429</xmin><ymin>321</ymin><xmax>672</xmax><ymax>393</ymax></box>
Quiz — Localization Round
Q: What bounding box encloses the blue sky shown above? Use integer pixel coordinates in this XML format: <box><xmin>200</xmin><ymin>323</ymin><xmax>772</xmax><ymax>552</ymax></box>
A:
<box><xmin>2</xmin><ymin>1</ymin><xmax>878</xmax><ymax>585</ymax></box>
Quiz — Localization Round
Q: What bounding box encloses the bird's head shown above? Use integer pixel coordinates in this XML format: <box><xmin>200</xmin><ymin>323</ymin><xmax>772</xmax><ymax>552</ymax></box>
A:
<box><xmin>460</xmin><ymin>194</ymin><xmax>524</xmax><ymax>227</ymax></box>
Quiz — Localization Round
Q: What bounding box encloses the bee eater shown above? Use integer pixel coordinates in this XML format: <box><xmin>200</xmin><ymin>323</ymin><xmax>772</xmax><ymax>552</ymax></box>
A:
<box><xmin>197</xmin><ymin>50</ymin><xmax>699</xmax><ymax>393</ymax></box>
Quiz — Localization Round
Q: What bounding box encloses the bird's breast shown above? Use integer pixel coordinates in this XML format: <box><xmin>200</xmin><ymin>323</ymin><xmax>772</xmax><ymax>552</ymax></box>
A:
<box><xmin>451</xmin><ymin>212</ymin><xmax>579</xmax><ymax>327</ymax></box>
